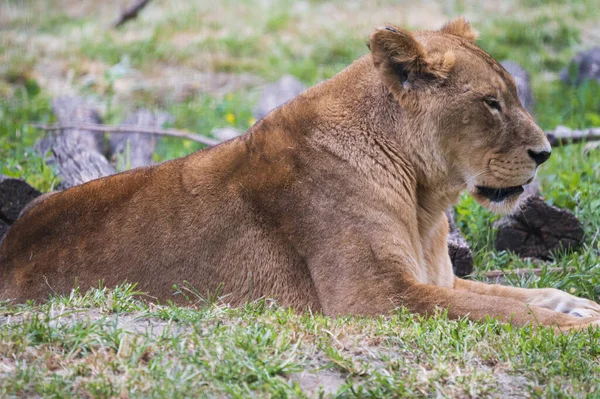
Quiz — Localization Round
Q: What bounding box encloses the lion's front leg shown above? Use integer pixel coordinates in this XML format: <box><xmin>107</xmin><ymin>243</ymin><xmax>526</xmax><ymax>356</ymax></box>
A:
<box><xmin>454</xmin><ymin>278</ymin><xmax>600</xmax><ymax>318</ymax></box>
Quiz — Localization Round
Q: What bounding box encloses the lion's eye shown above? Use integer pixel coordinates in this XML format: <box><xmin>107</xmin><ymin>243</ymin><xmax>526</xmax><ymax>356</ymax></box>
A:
<box><xmin>484</xmin><ymin>97</ymin><xmax>502</xmax><ymax>112</ymax></box>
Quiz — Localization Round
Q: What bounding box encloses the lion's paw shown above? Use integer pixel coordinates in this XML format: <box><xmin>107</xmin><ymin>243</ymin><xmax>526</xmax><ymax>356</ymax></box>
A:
<box><xmin>528</xmin><ymin>288</ymin><xmax>600</xmax><ymax>318</ymax></box>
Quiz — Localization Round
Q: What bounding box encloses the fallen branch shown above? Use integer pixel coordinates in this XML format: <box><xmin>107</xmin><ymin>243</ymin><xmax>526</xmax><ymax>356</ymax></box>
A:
<box><xmin>34</xmin><ymin>123</ymin><xmax>600</xmax><ymax>151</ymax></box>
<box><xmin>113</xmin><ymin>0</ymin><xmax>152</xmax><ymax>28</ymax></box>
<box><xmin>546</xmin><ymin>126</ymin><xmax>600</xmax><ymax>146</ymax></box>
<box><xmin>32</xmin><ymin>123</ymin><xmax>221</xmax><ymax>147</ymax></box>
<box><xmin>484</xmin><ymin>267</ymin><xmax>574</xmax><ymax>279</ymax></box>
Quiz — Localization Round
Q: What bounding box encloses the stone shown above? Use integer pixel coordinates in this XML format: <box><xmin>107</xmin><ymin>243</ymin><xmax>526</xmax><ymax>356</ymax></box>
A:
<box><xmin>0</xmin><ymin>175</ymin><xmax>41</xmax><ymax>223</ymax></box>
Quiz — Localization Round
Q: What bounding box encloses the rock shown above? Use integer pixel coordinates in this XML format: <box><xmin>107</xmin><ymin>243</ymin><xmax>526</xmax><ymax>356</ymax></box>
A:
<box><xmin>255</xmin><ymin>75</ymin><xmax>306</xmax><ymax>119</ymax></box>
<box><xmin>0</xmin><ymin>175</ymin><xmax>42</xmax><ymax>223</ymax></box>
<box><xmin>0</xmin><ymin>176</ymin><xmax>42</xmax><ymax>241</ymax></box>
<box><xmin>495</xmin><ymin>196</ymin><xmax>584</xmax><ymax>259</ymax></box>
<box><xmin>560</xmin><ymin>47</ymin><xmax>600</xmax><ymax>85</ymax></box>
<box><xmin>445</xmin><ymin>208</ymin><xmax>474</xmax><ymax>277</ymax></box>
<box><xmin>0</xmin><ymin>219</ymin><xmax>9</xmax><ymax>240</ymax></box>
<box><xmin>212</xmin><ymin>127</ymin><xmax>242</xmax><ymax>142</ymax></box>
<box><xmin>501</xmin><ymin>60</ymin><xmax>534</xmax><ymax>113</ymax></box>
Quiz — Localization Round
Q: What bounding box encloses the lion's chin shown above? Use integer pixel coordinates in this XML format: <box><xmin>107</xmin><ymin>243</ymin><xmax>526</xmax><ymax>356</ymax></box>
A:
<box><xmin>471</xmin><ymin>185</ymin><xmax>524</xmax><ymax>215</ymax></box>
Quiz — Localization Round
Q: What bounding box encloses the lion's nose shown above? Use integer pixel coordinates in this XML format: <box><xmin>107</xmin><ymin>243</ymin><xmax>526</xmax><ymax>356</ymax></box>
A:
<box><xmin>528</xmin><ymin>149</ymin><xmax>551</xmax><ymax>166</ymax></box>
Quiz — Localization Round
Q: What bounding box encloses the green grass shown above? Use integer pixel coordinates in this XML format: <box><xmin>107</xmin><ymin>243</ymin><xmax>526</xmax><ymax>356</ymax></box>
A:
<box><xmin>2</xmin><ymin>0</ymin><xmax>600</xmax><ymax>396</ymax></box>
<box><xmin>80</xmin><ymin>33</ymin><xmax>190</xmax><ymax>72</ymax></box>
<box><xmin>1</xmin><ymin>285</ymin><xmax>599</xmax><ymax>398</ymax></box>
<box><xmin>0</xmin><ymin>89</ymin><xmax>59</xmax><ymax>192</ymax></box>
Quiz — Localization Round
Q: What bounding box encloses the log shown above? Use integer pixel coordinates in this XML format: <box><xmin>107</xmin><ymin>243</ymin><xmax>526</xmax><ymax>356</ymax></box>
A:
<box><xmin>584</xmin><ymin>141</ymin><xmax>600</xmax><ymax>154</ymax></box>
<box><xmin>38</xmin><ymin>97</ymin><xmax>116</xmax><ymax>189</ymax></box>
<box><xmin>446</xmin><ymin>208</ymin><xmax>474</xmax><ymax>277</ymax></box>
<box><xmin>109</xmin><ymin>110</ymin><xmax>170</xmax><ymax>170</ymax></box>
<box><xmin>546</xmin><ymin>126</ymin><xmax>600</xmax><ymax>146</ymax></box>
<box><xmin>51</xmin><ymin>97</ymin><xmax>105</xmax><ymax>153</ymax></box>
<box><xmin>495</xmin><ymin>196</ymin><xmax>584</xmax><ymax>259</ymax></box>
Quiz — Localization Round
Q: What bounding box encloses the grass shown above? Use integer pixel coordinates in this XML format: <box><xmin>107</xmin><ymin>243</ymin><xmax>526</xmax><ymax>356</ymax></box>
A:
<box><xmin>1</xmin><ymin>0</ymin><xmax>600</xmax><ymax>397</ymax></box>
<box><xmin>1</xmin><ymin>285</ymin><xmax>600</xmax><ymax>398</ymax></box>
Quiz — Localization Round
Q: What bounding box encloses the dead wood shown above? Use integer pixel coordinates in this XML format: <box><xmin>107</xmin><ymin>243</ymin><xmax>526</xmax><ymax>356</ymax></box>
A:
<box><xmin>113</xmin><ymin>0</ymin><xmax>152</xmax><ymax>28</ymax></box>
<box><xmin>109</xmin><ymin>110</ymin><xmax>170</xmax><ymax>169</ymax></box>
<box><xmin>33</xmin><ymin>122</ymin><xmax>220</xmax><ymax>147</ymax></box>
<box><xmin>546</xmin><ymin>126</ymin><xmax>600</xmax><ymax>146</ymax></box>
<box><xmin>37</xmin><ymin>97</ymin><xmax>116</xmax><ymax>189</ymax></box>
<box><xmin>495</xmin><ymin>196</ymin><xmax>584</xmax><ymax>259</ymax></box>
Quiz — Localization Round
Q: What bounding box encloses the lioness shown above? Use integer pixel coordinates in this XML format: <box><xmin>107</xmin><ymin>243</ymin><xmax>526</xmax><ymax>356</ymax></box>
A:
<box><xmin>1</xmin><ymin>18</ymin><xmax>599</xmax><ymax>330</ymax></box>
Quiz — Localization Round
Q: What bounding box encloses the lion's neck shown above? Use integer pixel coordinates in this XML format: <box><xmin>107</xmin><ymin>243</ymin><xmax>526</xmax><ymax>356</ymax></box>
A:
<box><xmin>293</xmin><ymin>56</ymin><xmax>461</xmax><ymax>210</ymax></box>
<box><xmin>252</xmin><ymin>56</ymin><xmax>463</xmax><ymax>240</ymax></box>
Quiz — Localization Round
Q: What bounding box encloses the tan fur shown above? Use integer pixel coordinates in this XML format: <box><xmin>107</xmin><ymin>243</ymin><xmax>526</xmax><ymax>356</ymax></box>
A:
<box><xmin>1</xmin><ymin>19</ymin><xmax>599</xmax><ymax>330</ymax></box>
<box><xmin>440</xmin><ymin>17</ymin><xmax>478</xmax><ymax>42</ymax></box>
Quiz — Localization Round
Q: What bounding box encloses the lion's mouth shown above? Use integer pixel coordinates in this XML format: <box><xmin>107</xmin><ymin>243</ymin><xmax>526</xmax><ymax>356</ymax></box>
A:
<box><xmin>476</xmin><ymin>185</ymin><xmax>524</xmax><ymax>202</ymax></box>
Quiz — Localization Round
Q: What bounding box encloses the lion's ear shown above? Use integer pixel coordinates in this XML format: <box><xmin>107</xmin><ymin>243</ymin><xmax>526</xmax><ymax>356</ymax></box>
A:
<box><xmin>369</xmin><ymin>25</ymin><xmax>454</xmax><ymax>91</ymax></box>
<box><xmin>440</xmin><ymin>17</ymin><xmax>478</xmax><ymax>42</ymax></box>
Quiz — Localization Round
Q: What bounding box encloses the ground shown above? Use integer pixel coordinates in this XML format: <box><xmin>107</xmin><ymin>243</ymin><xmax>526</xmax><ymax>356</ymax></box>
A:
<box><xmin>1</xmin><ymin>0</ymin><xmax>600</xmax><ymax>397</ymax></box>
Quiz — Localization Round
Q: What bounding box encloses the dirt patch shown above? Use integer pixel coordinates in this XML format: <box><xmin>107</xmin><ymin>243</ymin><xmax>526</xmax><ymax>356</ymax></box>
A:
<box><xmin>289</xmin><ymin>370</ymin><xmax>346</xmax><ymax>397</ymax></box>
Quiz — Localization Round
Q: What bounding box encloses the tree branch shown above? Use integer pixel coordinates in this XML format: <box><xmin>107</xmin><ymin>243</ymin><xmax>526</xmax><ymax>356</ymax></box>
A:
<box><xmin>546</xmin><ymin>126</ymin><xmax>600</xmax><ymax>146</ymax></box>
<box><xmin>113</xmin><ymin>0</ymin><xmax>152</xmax><ymax>28</ymax></box>
<box><xmin>31</xmin><ymin>123</ymin><xmax>221</xmax><ymax>147</ymax></box>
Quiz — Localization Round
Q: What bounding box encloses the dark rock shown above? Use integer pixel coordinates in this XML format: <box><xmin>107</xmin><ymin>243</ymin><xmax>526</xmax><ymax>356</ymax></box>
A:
<box><xmin>560</xmin><ymin>47</ymin><xmax>600</xmax><ymax>86</ymax></box>
<box><xmin>0</xmin><ymin>175</ymin><xmax>42</xmax><ymax>223</ymax></box>
<box><xmin>446</xmin><ymin>208</ymin><xmax>474</xmax><ymax>277</ymax></box>
<box><xmin>0</xmin><ymin>219</ymin><xmax>9</xmax><ymax>241</ymax></box>
<box><xmin>501</xmin><ymin>60</ymin><xmax>534</xmax><ymax>113</ymax></box>
<box><xmin>495</xmin><ymin>196</ymin><xmax>584</xmax><ymax>259</ymax></box>
<box><xmin>255</xmin><ymin>75</ymin><xmax>306</xmax><ymax>119</ymax></box>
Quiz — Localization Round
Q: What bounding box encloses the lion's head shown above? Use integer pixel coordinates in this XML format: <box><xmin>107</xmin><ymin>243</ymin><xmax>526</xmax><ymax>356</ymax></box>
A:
<box><xmin>369</xmin><ymin>18</ymin><xmax>551</xmax><ymax>213</ymax></box>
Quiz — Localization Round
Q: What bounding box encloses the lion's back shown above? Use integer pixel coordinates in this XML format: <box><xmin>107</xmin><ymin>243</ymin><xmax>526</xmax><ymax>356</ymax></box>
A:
<box><xmin>0</xmin><ymin>137</ymin><xmax>319</xmax><ymax>308</ymax></box>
